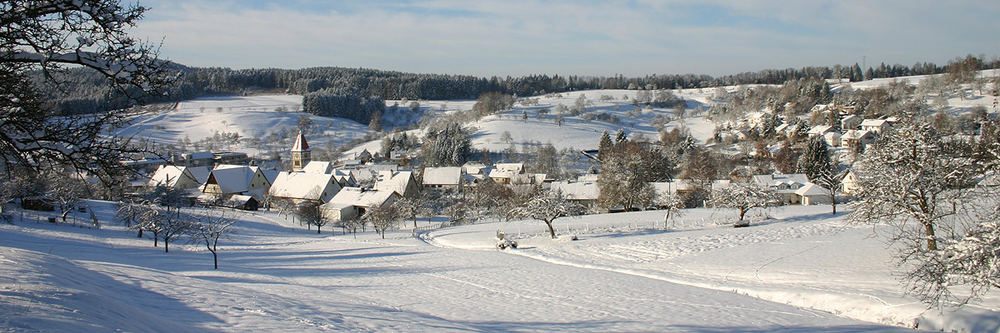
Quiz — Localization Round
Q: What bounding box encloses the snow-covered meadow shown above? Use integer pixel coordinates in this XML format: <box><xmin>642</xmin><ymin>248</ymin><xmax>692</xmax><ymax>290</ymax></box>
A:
<box><xmin>2</xmin><ymin>201</ymin><xmax>997</xmax><ymax>332</ymax></box>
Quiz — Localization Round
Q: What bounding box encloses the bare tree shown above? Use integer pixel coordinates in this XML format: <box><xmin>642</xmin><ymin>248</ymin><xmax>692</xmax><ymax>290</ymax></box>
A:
<box><xmin>709</xmin><ymin>180</ymin><xmax>777</xmax><ymax>226</ymax></box>
<box><xmin>1</xmin><ymin>1</ymin><xmax>175</xmax><ymax>184</ymax></box>
<box><xmin>43</xmin><ymin>171</ymin><xmax>87</xmax><ymax>222</ymax></box>
<box><xmin>508</xmin><ymin>190</ymin><xmax>584</xmax><ymax>239</ymax></box>
<box><xmin>363</xmin><ymin>205</ymin><xmax>401</xmax><ymax>239</ymax></box>
<box><xmin>190</xmin><ymin>209</ymin><xmax>236</xmax><ymax>269</ymax></box>
<box><xmin>296</xmin><ymin>201</ymin><xmax>326</xmax><ymax>234</ymax></box>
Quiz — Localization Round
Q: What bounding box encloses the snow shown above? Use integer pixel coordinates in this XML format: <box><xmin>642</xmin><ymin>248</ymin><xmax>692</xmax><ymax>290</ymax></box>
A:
<box><xmin>117</xmin><ymin>95</ymin><xmax>372</xmax><ymax>158</ymax></box>
<box><xmin>2</xmin><ymin>200</ymin><xmax>997</xmax><ymax>332</ymax></box>
<box><xmin>422</xmin><ymin>166</ymin><xmax>462</xmax><ymax>186</ymax></box>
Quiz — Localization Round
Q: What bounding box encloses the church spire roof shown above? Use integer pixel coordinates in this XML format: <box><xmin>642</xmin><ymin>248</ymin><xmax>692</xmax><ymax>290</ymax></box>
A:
<box><xmin>291</xmin><ymin>131</ymin><xmax>310</xmax><ymax>152</ymax></box>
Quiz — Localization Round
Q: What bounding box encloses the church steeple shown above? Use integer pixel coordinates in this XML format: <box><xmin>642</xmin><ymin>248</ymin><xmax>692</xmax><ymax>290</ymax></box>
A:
<box><xmin>291</xmin><ymin>131</ymin><xmax>311</xmax><ymax>171</ymax></box>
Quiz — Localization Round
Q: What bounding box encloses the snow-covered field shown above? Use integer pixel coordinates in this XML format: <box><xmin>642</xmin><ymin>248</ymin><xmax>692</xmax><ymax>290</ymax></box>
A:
<box><xmin>116</xmin><ymin>95</ymin><xmax>373</xmax><ymax>157</ymax></box>
<box><xmin>2</xmin><ymin>202</ymin><xmax>997</xmax><ymax>332</ymax></box>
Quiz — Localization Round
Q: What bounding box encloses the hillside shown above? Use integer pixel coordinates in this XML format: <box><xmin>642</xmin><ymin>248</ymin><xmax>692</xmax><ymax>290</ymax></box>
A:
<box><xmin>1</xmin><ymin>200</ymin><xmax>996</xmax><ymax>331</ymax></box>
<box><xmin>118</xmin><ymin>70</ymin><xmax>998</xmax><ymax>163</ymax></box>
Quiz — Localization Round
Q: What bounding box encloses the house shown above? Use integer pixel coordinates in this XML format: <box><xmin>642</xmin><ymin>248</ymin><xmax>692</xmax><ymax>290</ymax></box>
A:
<box><xmin>841</xmin><ymin>170</ymin><xmax>861</xmax><ymax>195</ymax></box>
<box><xmin>823</xmin><ymin>132</ymin><xmax>842</xmax><ymax>147</ymax></box>
<box><xmin>373</xmin><ymin>170</ymin><xmax>419</xmax><ymax>197</ymax></box>
<box><xmin>795</xmin><ymin>183</ymin><xmax>831</xmax><ymax>205</ymax></box>
<box><xmin>223</xmin><ymin>195</ymin><xmax>259</xmax><ymax>211</ymax></box>
<box><xmin>752</xmin><ymin>174</ymin><xmax>810</xmax><ymax>205</ymax></box>
<box><xmin>550</xmin><ymin>181</ymin><xmax>599</xmax><ymax>206</ymax></box>
<box><xmin>213</xmin><ymin>152</ymin><xmax>249</xmax><ymax>166</ymax></box>
<box><xmin>201</xmin><ymin>165</ymin><xmax>272</xmax><ymax>200</ymax></box>
<box><xmin>423</xmin><ymin>167</ymin><xmax>463</xmax><ymax>190</ymax></box>
<box><xmin>807</xmin><ymin>125</ymin><xmax>835</xmax><ymax>138</ymax></box>
<box><xmin>860</xmin><ymin>119</ymin><xmax>890</xmax><ymax>134</ymax></box>
<box><xmin>332</xmin><ymin>169</ymin><xmax>358</xmax><ymax>188</ymax></box>
<box><xmin>774</xmin><ymin>123</ymin><xmax>790</xmax><ymax>136</ymax></box>
<box><xmin>841</xmin><ymin>115</ymin><xmax>861</xmax><ymax>130</ymax></box>
<box><xmin>182</xmin><ymin>152</ymin><xmax>216</xmax><ymax>167</ymax></box>
<box><xmin>268</xmin><ymin>172</ymin><xmax>342</xmax><ymax>204</ymax></box>
<box><xmin>148</xmin><ymin>165</ymin><xmax>201</xmax><ymax>189</ymax></box>
<box><xmin>489</xmin><ymin>163</ymin><xmax>525</xmax><ymax>184</ymax></box>
<box><xmin>321</xmin><ymin>188</ymin><xmax>400</xmax><ymax>222</ymax></box>
<box><xmin>841</xmin><ymin>130</ymin><xmax>875</xmax><ymax>149</ymax></box>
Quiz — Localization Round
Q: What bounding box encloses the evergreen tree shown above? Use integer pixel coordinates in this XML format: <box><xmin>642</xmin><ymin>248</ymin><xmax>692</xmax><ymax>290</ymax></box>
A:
<box><xmin>797</xmin><ymin>137</ymin><xmax>832</xmax><ymax>180</ymax></box>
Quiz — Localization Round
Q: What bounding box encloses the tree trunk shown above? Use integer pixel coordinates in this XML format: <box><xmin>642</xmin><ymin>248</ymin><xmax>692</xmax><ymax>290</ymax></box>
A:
<box><xmin>316</xmin><ymin>225</ymin><xmax>321</xmax><ymax>234</ymax></box>
<box><xmin>164</xmin><ymin>238</ymin><xmax>169</xmax><ymax>253</ymax></box>
<box><xmin>211</xmin><ymin>246</ymin><xmax>218</xmax><ymax>270</ymax></box>
<box><xmin>924</xmin><ymin>222</ymin><xmax>937</xmax><ymax>251</ymax></box>
<box><xmin>545</xmin><ymin>220</ymin><xmax>556</xmax><ymax>239</ymax></box>
<box><xmin>663</xmin><ymin>210</ymin><xmax>671</xmax><ymax>229</ymax></box>
<box><xmin>739</xmin><ymin>207</ymin><xmax>747</xmax><ymax>221</ymax></box>
<box><xmin>830</xmin><ymin>190</ymin><xmax>837</xmax><ymax>215</ymax></box>
<box><xmin>137</xmin><ymin>228</ymin><xmax>143</xmax><ymax>238</ymax></box>
<box><xmin>153</xmin><ymin>233</ymin><xmax>158</xmax><ymax>247</ymax></box>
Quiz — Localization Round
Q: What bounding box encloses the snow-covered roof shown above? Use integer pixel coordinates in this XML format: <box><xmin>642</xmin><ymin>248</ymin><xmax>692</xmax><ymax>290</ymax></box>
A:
<box><xmin>823</xmin><ymin>132</ymin><xmax>841</xmax><ymax>139</ymax></box>
<box><xmin>303</xmin><ymin>161</ymin><xmax>333</xmax><ymax>174</ymax></box>
<box><xmin>327</xmin><ymin>187</ymin><xmax>398</xmax><ymax>208</ymax></box>
<box><xmin>226</xmin><ymin>195</ymin><xmax>257</xmax><ymax>206</ymax></box>
<box><xmin>291</xmin><ymin>131</ymin><xmax>310</xmax><ymax>152</ymax></box>
<box><xmin>423</xmin><ymin>167</ymin><xmax>462</xmax><ymax>186</ymax></box>
<box><xmin>462</xmin><ymin>162</ymin><xmax>488</xmax><ymax>175</ymax></box>
<box><xmin>753</xmin><ymin>174</ymin><xmax>809</xmax><ymax>189</ymax></box>
<box><xmin>551</xmin><ymin>181</ymin><xmax>599</xmax><ymax>201</ymax></box>
<box><xmin>205</xmin><ymin>165</ymin><xmax>261</xmax><ymax>194</ymax></box>
<box><xmin>494</xmin><ymin>163</ymin><xmax>524</xmax><ymax>174</ymax></box>
<box><xmin>187</xmin><ymin>166</ymin><xmax>211</xmax><ymax>184</ymax></box>
<box><xmin>794</xmin><ymin>183</ymin><xmax>828</xmax><ymax>196</ymax></box>
<box><xmin>259</xmin><ymin>169</ymin><xmax>280</xmax><ymax>184</ymax></box>
<box><xmin>842</xmin><ymin>130</ymin><xmax>873</xmax><ymax>140</ymax></box>
<box><xmin>269</xmin><ymin>172</ymin><xmax>341</xmax><ymax>202</ymax></box>
<box><xmin>148</xmin><ymin>165</ymin><xmax>194</xmax><ymax>188</ymax></box>
<box><xmin>808</xmin><ymin>125</ymin><xmax>833</xmax><ymax>135</ymax></box>
<box><xmin>373</xmin><ymin>170</ymin><xmax>415</xmax><ymax>196</ymax></box>
<box><xmin>860</xmin><ymin>119</ymin><xmax>888</xmax><ymax>127</ymax></box>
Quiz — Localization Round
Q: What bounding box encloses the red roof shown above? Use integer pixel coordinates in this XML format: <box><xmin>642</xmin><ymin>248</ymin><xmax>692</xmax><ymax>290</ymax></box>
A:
<box><xmin>291</xmin><ymin>131</ymin><xmax>310</xmax><ymax>151</ymax></box>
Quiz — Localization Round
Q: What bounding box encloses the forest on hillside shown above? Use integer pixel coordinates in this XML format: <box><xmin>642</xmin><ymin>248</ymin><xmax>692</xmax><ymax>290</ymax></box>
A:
<box><xmin>38</xmin><ymin>55</ymin><xmax>999</xmax><ymax>117</ymax></box>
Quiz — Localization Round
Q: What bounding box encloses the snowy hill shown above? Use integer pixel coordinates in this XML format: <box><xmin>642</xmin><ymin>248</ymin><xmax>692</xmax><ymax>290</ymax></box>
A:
<box><xmin>118</xmin><ymin>70</ymin><xmax>998</xmax><ymax>162</ymax></box>
<box><xmin>1</xmin><ymin>202</ymin><xmax>997</xmax><ymax>331</ymax></box>
<box><xmin>117</xmin><ymin>95</ymin><xmax>373</xmax><ymax>158</ymax></box>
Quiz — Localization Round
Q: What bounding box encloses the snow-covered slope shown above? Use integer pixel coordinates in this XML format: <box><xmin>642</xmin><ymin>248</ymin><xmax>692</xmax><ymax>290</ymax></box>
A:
<box><xmin>117</xmin><ymin>95</ymin><xmax>372</xmax><ymax>158</ymax></box>
<box><xmin>0</xmin><ymin>202</ymin><xmax>940</xmax><ymax>332</ymax></box>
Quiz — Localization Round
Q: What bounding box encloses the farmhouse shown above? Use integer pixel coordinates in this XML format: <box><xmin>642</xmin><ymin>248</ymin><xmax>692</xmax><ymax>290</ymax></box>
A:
<box><xmin>148</xmin><ymin>165</ymin><xmax>201</xmax><ymax>189</ymax></box>
<box><xmin>268</xmin><ymin>172</ymin><xmax>342</xmax><ymax>204</ymax></box>
<box><xmin>423</xmin><ymin>167</ymin><xmax>463</xmax><ymax>190</ymax></box>
<box><xmin>860</xmin><ymin>119</ymin><xmax>890</xmax><ymax>134</ymax></box>
<box><xmin>321</xmin><ymin>188</ymin><xmax>400</xmax><ymax>222</ymax></box>
<box><xmin>201</xmin><ymin>165</ymin><xmax>272</xmax><ymax>200</ymax></box>
<box><xmin>373</xmin><ymin>170</ymin><xmax>419</xmax><ymax>197</ymax></box>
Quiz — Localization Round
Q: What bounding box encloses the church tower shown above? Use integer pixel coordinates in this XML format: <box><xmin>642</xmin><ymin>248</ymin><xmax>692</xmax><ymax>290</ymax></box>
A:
<box><xmin>291</xmin><ymin>131</ymin><xmax>311</xmax><ymax>172</ymax></box>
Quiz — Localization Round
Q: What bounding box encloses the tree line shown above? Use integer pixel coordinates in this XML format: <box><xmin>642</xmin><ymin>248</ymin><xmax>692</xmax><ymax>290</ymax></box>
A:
<box><xmin>38</xmin><ymin>55</ymin><xmax>1000</xmax><ymax>116</ymax></box>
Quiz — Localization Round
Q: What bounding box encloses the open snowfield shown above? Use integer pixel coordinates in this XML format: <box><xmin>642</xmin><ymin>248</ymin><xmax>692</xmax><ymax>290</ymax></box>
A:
<box><xmin>2</xmin><ymin>202</ymin><xmax>998</xmax><ymax>332</ymax></box>
<box><xmin>116</xmin><ymin>95</ymin><xmax>373</xmax><ymax>157</ymax></box>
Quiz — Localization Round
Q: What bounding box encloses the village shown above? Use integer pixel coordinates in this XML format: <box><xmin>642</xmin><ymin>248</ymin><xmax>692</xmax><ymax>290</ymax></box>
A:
<box><xmin>130</xmin><ymin>108</ymin><xmax>901</xmax><ymax>231</ymax></box>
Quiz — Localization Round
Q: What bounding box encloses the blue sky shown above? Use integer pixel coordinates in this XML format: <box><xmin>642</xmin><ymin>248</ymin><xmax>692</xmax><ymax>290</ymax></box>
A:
<box><xmin>134</xmin><ymin>0</ymin><xmax>1000</xmax><ymax>77</ymax></box>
